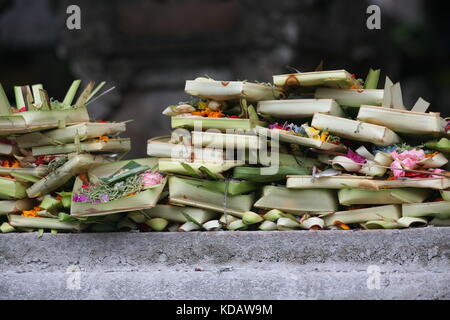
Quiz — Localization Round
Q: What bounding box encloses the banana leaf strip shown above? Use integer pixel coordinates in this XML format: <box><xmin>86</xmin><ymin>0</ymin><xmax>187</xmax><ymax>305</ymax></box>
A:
<box><xmin>27</xmin><ymin>153</ymin><xmax>107</xmax><ymax>198</ymax></box>
<box><xmin>142</xmin><ymin>205</ymin><xmax>219</xmax><ymax>224</ymax></box>
<box><xmin>171</xmin><ymin>117</ymin><xmax>267</xmax><ymax>132</ymax></box>
<box><xmin>314</xmin><ymin>88</ymin><xmax>383</xmax><ymax>107</ymax></box>
<box><xmin>0</xmin><ymin>199</ymin><xmax>34</xmax><ymax>216</ymax></box>
<box><xmin>402</xmin><ymin>201</ymin><xmax>450</xmax><ymax>219</ymax></box>
<box><xmin>338</xmin><ymin>188</ymin><xmax>431</xmax><ymax>206</ymax></box>
<box><xmin>273</xmin><ymin>70</ymin><xmax>363</xmax><ymax>89</ymax></box>
<box><xmin>254</xmin><ymin>185</ymin><xmax>338</xmax><ymax>214</ymax></box>
<box><xmin>324</xmin><ymin>205</ymin><xmax>401</xmax><ymax>226</ymax></box>
<box><xmin>0</xmin><ymin>107</ymin><xmax>90</xmax><ymax>135</ymax></box>
<box><xmin>185</xmin><ymin>79</ymin><xmax>285</xmax><ymax>102</ymax></box>
<box><xmin>31</xmin><ymin>138</ymin><xmax>131</xmax><ymax>156</ymax></box>
<box><xmin>357</xmin><ymin>106</ymin><xmax>445</xmax><ymax>135</ymax></box>
<box><xmin>0</xmin><ymin>177</ymin><xmax>31</xmax><ymax>200</ymax></box>
<box><xmin>169</xmin><ymin>176</ymin><xmax>255</xmax><ymax>218</ymax></box>
<box><xmin>257</xmin><ymin>99</ymin><xmax>346</xmax><ymax>118</ymax></box>
<box><xmin>17</xmin><ymin>122</ymin><xmax>127</xmax><ymax>148</ymax></box>
<box><xmin>312</xmin><ymin>113</ymin><xmax>402</xmax><ymax>146</ymax></box>
<box><xmin>233</xmin><ymin>166</ymin><xmax>310</xmax><ymax>183</ymax></box>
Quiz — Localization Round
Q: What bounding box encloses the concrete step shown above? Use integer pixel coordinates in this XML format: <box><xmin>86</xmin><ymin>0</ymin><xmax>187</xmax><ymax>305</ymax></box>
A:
<box><xmin>0</xmin><ymin>227</ymin><xmax>449</xmax><ymax>299</ymax></box>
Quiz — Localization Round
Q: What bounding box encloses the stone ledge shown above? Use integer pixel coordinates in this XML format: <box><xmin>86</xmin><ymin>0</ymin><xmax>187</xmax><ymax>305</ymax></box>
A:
<box><xmin>1</xmin><ymin>228</ymin><xmax>449</xmax><ymax>299</ymax></box>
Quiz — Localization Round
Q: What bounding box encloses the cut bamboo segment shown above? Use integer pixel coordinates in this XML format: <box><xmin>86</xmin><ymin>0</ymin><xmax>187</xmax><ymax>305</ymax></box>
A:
<box><xmin>311</xmin><ymin>113</ymin><xmax>402</xmax><ymax>146</ymax></box>
<box><xmin>314</xmin><ymin>88</ymin><xmax>384</xmax><ymax>107</ymax></box>
<box><xmin>254</xmin><ymin>126</ymin><xmax>346</xmax><ymax>151</ymax></box>
<box><xmin>0</xmin><ymin>107</ymin><xmax>90</xmax><ymax>135</ymax></box>
<box><xmin>0</xmin><ymin>166</ymin><xmax>48</xmax><ymax>178</ymax></box>
<box><xmin>171</xmin><ymin>116</ymin><xmax>266</xmax><ymax>131</ymax></box>
<box><xmin>254</xmin><ymin>185</ymin><xmax>338</xmax><ymax>215</ymax></box>
<box><xmin>27</xmin><ymin>153</ymin><xmax>107</xmax><ymax>198</ymax></box>
<box><xmin>185</xmin><ymin>79</ymin><xmax>285</xmax><ymax>102</ymax></box>
<box><xmin>273</xmin><ymin>70</ymin><xmax>363</xmax><ymax>89</ymax></box>
<box><xmin>31</xmin><ymin>138</ymin><xmax>131</xmax><ymax>156</ymax></box>
<box><xmin>338</xmin><ymin>188</ymin><xmax>431</xmax><ymax>206</ymax></box>
<box><xmin>301</xmin><ymin>217</ymin><xmax>324</xmax><ymax>230</ymax></box>
<box><xmin>324</xmin><ymin>205</ymin><xmax>401</xmax><ymax>226</ymax></box>
<box><xmin>402</xmin><ymin>201</ymin><xmax>450</xmax><ymax>219</ymax></box>
<box><xmin>192</xmin><ymin>131</ymin><xmax>264</xmax><ymax>150</ymax></box>
<box><xmin>168</xmin><ymin>176</ymin><xmax>255</xmax><ymax>218</ymax></box>
<box><xmin>142</xmin><ymin>205</ymin><xmax>219</xmax><ymax>224</ymax></box>
<box><xmin>0</xmin><ymin>199</ymin><xmax>34</xmax><ymax>216</ymax></box>
<box><xmin>257</xmin><ymin>99</ymin><xmax>346</xmax><ymax>118</ymax></box>
<box><xmin>287</xmin><ymin>176</ymin><xmax>450</xmax><ymax>190</ymax></box>
<box><xmin>70</xmin><ymin>158</ymin><xmax>166</xmax><ymax>217</ymax></box>
<box><xmin>357</xmin><ymin>105</ymin><xmax>445</xmax><ymax>135</ymax></box>
<box><xmin>17</xmin><ymin>122</ymin><xmax>127</xmax><ymax>148</ymax></box>
<box><xmin>0</xmin><ymin>177</ymin><xmax>31</xmax><ymax>200</ymax></box>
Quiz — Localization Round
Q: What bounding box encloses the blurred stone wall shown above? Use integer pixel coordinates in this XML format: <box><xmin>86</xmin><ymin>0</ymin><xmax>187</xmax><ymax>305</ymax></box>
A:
<box><xmin>1</xmin><ymin>0</ymin><xmax>449</xmax><ymax>157</ymax></box>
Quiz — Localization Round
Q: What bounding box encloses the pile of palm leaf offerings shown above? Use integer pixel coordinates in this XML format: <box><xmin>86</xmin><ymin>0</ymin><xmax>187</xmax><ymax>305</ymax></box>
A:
<box><xmin>2</xmin><ymin>67</ymin><xmax>450</xmax><ymax>234</ymax></box>
<box><xmin>144</xmin><ymin>69</ymin><xmax>450</xmax><ymax>232</ymax></box>
<box><xmin>0</xmin><ymin>81</ymin><xmax>141</xmax><ymax>235</ymax></box>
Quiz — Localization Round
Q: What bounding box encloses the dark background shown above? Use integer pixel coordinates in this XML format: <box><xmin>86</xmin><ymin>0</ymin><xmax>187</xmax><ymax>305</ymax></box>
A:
<box><xmin>1</xmin><ymin>0</ymin><xmax>449</xmax><ymax>157</ymax></box>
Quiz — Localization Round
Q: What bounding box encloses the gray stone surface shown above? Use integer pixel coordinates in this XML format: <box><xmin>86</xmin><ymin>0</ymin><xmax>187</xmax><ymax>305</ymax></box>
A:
<box><xmin>0</xmin><ymin>228</ymin><xmax>449</xmax><ymax>299</ymax></box>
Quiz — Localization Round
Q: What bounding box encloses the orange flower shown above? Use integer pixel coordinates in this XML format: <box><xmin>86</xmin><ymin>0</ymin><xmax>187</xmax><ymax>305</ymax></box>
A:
<box><xmin>191</xmin><ymin>108</ymin><xmax>224</xmax><ymax>118</ymax></box>
<box><xmin>334</xmin><ymin>221</ymin><xmax>351</xmax><ymax>230</ymax></box>
<box><xmin>22</xmin><ymin>206</ymin><xmax>42</xmax><ymax>218</ymax></box>
<box><xmin>425</xmin><ymin>152</ymin><xmax>439</xmax><ymax>158</ymax></box>
<box><xmin>97</xmin><ymin>136</ymin><xmax>109</xmax><ymax>142</ymax></box>
<box><xmin>1</xmin><ymin>159</ymin><xmax>21</xmax><ymax>168</ymax></box>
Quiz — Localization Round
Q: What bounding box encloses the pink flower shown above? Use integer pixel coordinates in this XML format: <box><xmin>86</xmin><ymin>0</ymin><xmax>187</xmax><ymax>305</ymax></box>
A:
<box><xmin>391</xmin><ymin>149</ymin><xmax>425</xmax><ymax>162</ymax></box>
<box><xmin>390</xmin><ymin>160</ymin><xmax>405</xmax><ymax>179</ymax></box>
<box><xmin>429</xmin><ymin>169</ymin><xmax>444</xmax><ymax>178</ymax></box>
<box><xmin>142</xmin><ymin>172</ymin><xmax>164</xmax><ymax>187</ymax></box>
<box><xmin>346</xmin><ymin>149</ymin><xmax>366</xmax><ymax>164</ymax></box>
<box><xmin>390</xmin><ymin>149</ymin><xmax>427</xmax><ymax>178</ymax></box>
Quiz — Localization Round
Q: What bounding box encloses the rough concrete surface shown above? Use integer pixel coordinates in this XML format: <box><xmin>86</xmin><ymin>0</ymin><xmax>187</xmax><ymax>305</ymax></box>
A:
<box><xmin>0</xmin><ymin>227</ymin><xmax>449</xmax><ymax>299</ymax></box>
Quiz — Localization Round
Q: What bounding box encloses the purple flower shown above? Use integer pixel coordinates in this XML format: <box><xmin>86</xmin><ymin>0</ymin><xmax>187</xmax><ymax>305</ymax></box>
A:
<box><xmin>100</xmin><ymin>194</ymin><xmax>110</xmax><ymax>203</ymax></box>
<box><xmin>73</xmin><ymin>194</ymin><xmax>90</xmax><ymax>203</ymax></box>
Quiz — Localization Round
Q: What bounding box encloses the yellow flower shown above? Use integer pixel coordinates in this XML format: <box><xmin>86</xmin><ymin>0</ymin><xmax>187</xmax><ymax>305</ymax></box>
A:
<box><xmin>305</xmin><ymin>127</ymin><xmax>320</xmax><ymax>140</ymax></box>
<box><xmin>197</xmin><ymin>101</ymin><xmax>208</xmax><ymax>110</ymax></box>
<box><xmin>320</xmin><ymin>131</ymin><xmax>329</xmax><ymax>142</ymax></box>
